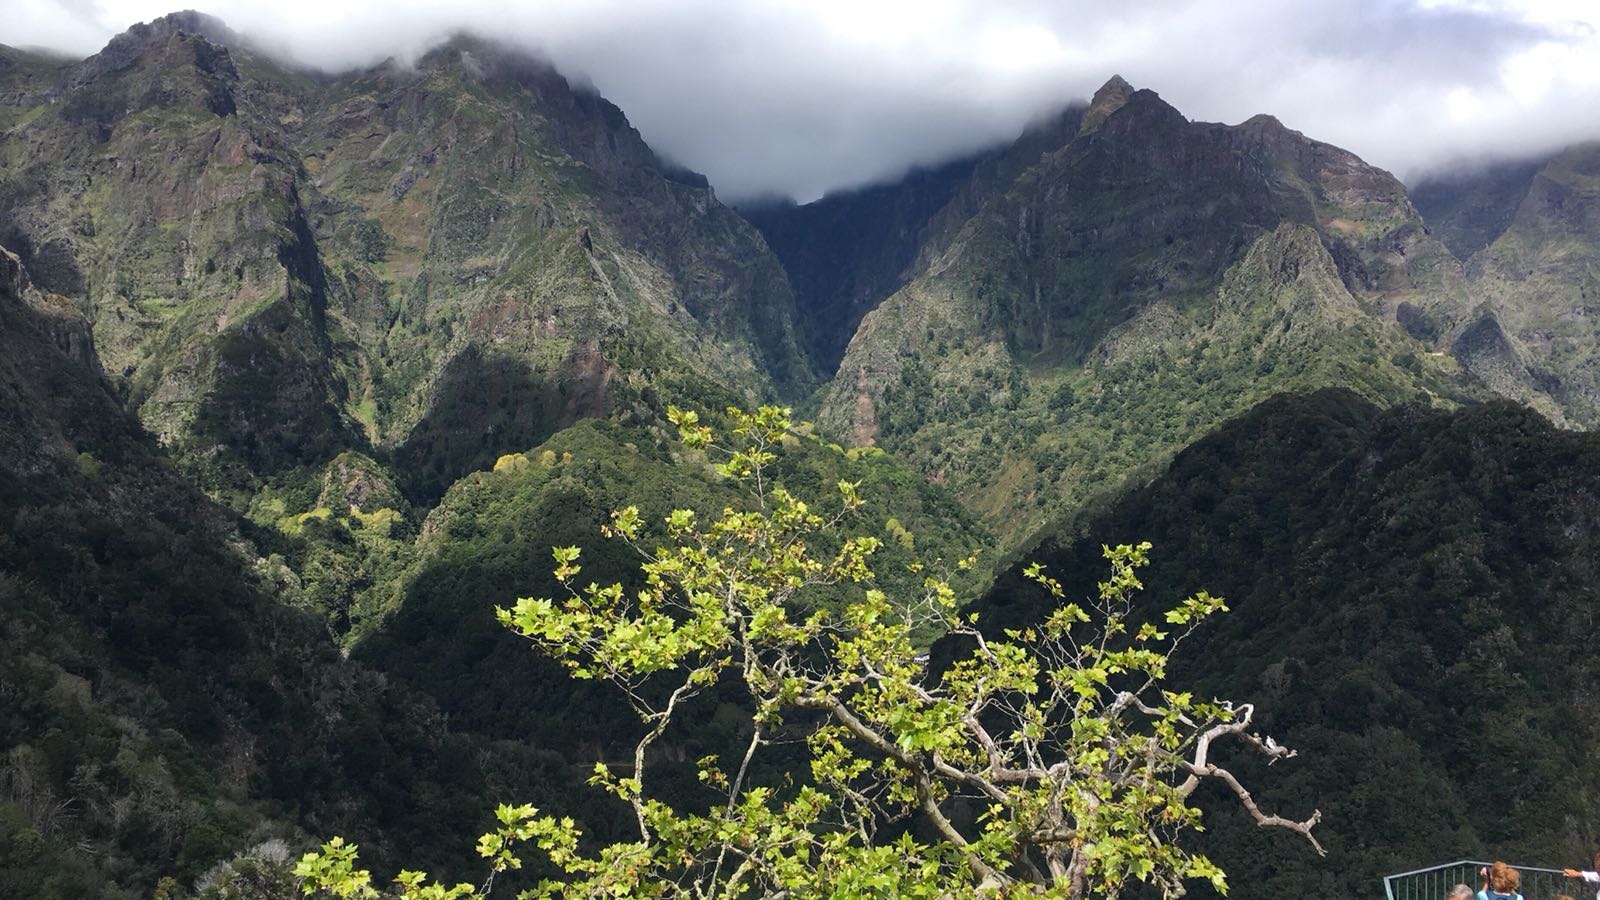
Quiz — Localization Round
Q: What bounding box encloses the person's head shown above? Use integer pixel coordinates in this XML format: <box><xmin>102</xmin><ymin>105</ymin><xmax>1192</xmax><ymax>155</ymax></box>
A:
<box><xmin>1448</xmin><ymin>885</ymin><xmax>1473</xmax><ymax>900</ymax></box>
<box><xmin>1593</xmin><ymin>849</ymin><xmax>1600</xmax><ymax>871</ymax></box>
<box><xmin>1488</xmin><ymin>861</ymin><xmax>1520</xmax><ymax>893</ymax></box>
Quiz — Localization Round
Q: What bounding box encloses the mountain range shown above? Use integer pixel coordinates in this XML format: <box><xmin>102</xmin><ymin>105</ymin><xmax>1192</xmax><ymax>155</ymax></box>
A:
<box><xmin>4</xmin><ymin>11</ymin><xmax>1600</xmax><ymax>898</ymax></box>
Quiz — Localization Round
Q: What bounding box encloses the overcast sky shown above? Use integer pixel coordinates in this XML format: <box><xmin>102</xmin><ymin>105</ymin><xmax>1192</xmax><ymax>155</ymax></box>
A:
<box><xmin>8</xmin><ymin>0</ymin><xmax>1600</xmax><ymax>201</ymax></box>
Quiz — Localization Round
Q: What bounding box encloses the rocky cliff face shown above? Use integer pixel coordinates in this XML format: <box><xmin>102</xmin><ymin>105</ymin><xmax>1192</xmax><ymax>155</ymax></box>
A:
<box><xmin>743</xmin><ymin>95</ymin><xmax>1096</xmax><ymax>377</ymax></box>
<box><xmin>808</xmin><ymin>78</ymin><xmax>1494</xmax><ymax>543</ymax></box>
<box><xmin>741</xmin><ymin>155</ymin><xmax>980</xmax><ymax>372</ymax></box>
<box><xmin>759</xmin><ymin>81</ymin><xmax>1600</xmax><ymax>548</ymax></box>
<box><xmin>1415</xmin><ymin>143</ymin><xmax>1600</xmax><ymax>426</ymax></box>
<box><xmin>1410</xmin><ymin>155</ymin><xmax>1552</xmax><ymax>260</ymax></box>
<box><xmin>0</xmin><ymin>15</ymin><xmax>812</xmax><ymax>501</ymax></box>
<box><xmin>1</xmin><ymin>17</ymin><xmax>353</xmax><ymax>482</ymax></box>
<box><xmin>8</xmin><ymin>18</ymin><xmax>1600</xmax><ymax>896</ymax></box>
<box><xmin>0</xmin><ymin>243</ymin><xmax>119</xmax><ymax>486</ymax></box>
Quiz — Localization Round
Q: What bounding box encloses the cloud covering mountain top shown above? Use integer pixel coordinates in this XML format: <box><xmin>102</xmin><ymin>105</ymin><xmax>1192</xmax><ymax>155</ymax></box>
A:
<box><xmin>9</xmin><ymin>0</ymin><xmax>1600</xmax><ymax>201</ymax></box>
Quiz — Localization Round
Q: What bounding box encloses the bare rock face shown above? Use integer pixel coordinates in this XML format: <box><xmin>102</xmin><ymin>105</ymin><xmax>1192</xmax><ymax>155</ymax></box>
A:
<box><xmin>0</xmin><ymin>243</ymin><xmax>127</xmax><ymax>482</ymax></box>
<box><xmin>0</xmin><ymin>243</ymin><xmax>30</xmax><ymax>300</ymax></box>
<box><xmin>1414</xmin><ymin>142</ymin><xmax>1600</xmax><ymax>426</ymax></box>
<box><xmin>0</xmin><ymin>244</ymin><xmax>102</xmax><ymax>374</ymax></box>
<box><xmin>1</xmin><ymin>16</ymin><xmax>814</xmax><ymax>500</ymax></box>
<box><xmin>66</xmin><ymin>10</ymin><xmax>240</xmax><ymax>87</ymax></box>
<box><xmin>809</xmin><ymin>77</ymin><xmax>1486</xmax><ymax>543</ymax></box>
<box><xmin>316</xmin><ymin>450</ymin><xmax>407</xmax><ymax>513</ymax></box>
<box><xmin>1076</xmin><ymin>73</ymin><xmax>1133</xmax><ymax>135</ymax></box>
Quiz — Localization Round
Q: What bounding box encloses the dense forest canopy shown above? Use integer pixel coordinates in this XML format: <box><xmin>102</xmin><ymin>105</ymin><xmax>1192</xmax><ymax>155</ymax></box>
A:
<box><xmin>972</xmin><ymin>390</ymin><xmax>1600</xmax><ymax>896</ymax></box>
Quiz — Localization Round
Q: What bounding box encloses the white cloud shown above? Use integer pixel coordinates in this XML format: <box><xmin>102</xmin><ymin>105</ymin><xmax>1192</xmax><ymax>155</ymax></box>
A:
<box><xmin>5</xmin><ymin>0</ymin><xmax>1599</xmax><ymax>199</ymax></box>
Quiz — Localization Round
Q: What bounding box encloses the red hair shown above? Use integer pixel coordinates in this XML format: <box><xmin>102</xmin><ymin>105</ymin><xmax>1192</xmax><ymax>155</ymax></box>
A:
<box><xmin>1488</xmin><ymin>861</ymin><xmax>1520</xmax><ymax>893</ymax></box>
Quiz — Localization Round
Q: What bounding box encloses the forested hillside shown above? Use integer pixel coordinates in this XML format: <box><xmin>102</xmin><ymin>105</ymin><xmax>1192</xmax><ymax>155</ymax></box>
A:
<box><xmin>0</xmin><ymin>242</ymin><xmax>595</xmax><ymax>897</ymax></box>
<box><xmin>0</xmin><ymin>190</ymin><xmax>985</xmax><ymax>898</ymax></box>
<box><xmin>356</xmin><ymin>416</ymin><xmax>987</xmax><ymax>753</ymax></box>
<box><xmin>971</xmin><ymin>389</ymin><xmax>1600</xmax><ymax>897</ymax></box>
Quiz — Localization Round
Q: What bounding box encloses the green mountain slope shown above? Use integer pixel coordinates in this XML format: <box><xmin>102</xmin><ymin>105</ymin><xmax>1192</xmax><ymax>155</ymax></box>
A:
<box><xmin>0</xmin><ymin>242</ymin><xmax>604</xmax><ymax>897</ymax></box>
<box><xmin>801</xmin><ymin>79</ymin><xmax>1508</xmax><ymax>546</ymax></box>
<box><xmin>8</xmin><ymin>14</ymin><xmax>1600</xmax><ymax>895</ymax></box>
<box><xmin>1415</xmin><ymin>143</ymin><xmax>1600</xmax><ymax>426</ymax></box>
<box><xmin>968</xmin><ymin>389</ymin><xmax>1600</xmax><ymax>898</ymax></box>
<box><xmin>0</xmin><ymin>28</ymin><xmax>1001</xmax><ymax>880</ymax></box>
<box><xmin>354</xmin><ymin>414</ymin><xmax>991</xmax><ymax>752</ymax></box>
<box><xmin>742</xmin><ymin>90</ymin><xmax>1094</xmax><ymax>376</ymax></box>
<box><xmin>0</xmin><ymin>227</ymin><xmax>991</xmax><ymax>894</ymax></box>
<box><xmin>0</xmin><ymin>13</ymin><xmax>812</xmax><ymax>506</ymax></box>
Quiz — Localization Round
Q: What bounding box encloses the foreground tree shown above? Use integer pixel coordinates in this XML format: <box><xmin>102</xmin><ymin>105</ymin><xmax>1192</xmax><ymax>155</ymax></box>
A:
<box><xmin>298</xmin><ymin>406</ymin><xmax>1322</xmax><ymax>898</ymax></box>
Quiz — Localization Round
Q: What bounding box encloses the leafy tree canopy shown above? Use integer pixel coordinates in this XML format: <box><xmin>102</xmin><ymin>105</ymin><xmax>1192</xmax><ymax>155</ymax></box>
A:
<box><xmin>297</xmin><ymin>407</ymin><xmax>1321</xmax><ymax>899</ymax></box>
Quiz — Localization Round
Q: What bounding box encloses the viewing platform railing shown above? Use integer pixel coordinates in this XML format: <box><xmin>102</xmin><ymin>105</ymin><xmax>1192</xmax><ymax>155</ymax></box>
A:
<box><xmin>1384</xmin><ymin>860</ymin><xmax>1581</xmax><ymax>900</ymax></box>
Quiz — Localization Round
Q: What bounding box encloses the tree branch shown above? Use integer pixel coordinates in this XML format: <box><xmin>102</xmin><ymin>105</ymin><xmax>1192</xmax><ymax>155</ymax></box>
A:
<box><xmin>1184</xmin><ymin>760</ymin><xmax>1324</xmax><ymax>855</ymax></box>
<box><xmin>795</xmin><ymin>692</ymin><xmax>1010</xmax><ymax>887</ymax></box>
<box><xmin>1175</xmin><ymin>703</ymin><xmax>1324</xmax><ymax>855</ymax></box>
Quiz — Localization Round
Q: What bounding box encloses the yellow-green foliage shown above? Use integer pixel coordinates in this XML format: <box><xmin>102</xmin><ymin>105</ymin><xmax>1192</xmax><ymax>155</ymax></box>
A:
<box><xmin>7</xmin><ymin>103</ymin><xmax>47</xmax><ymax>133</ymax></box>
<box><xmin>884</xmin><ymin>516</ymin><xmax>915</xmax><ymax>552</ymax></box>
<box><xmin>352</xmin><ymin>507</ymin><xmax>403</xmax><ymax>536</ymax></box>
<box><xmin>493</xmin><ymin>453</ymin><xmax>532</xmax><ymax>474</ymax></box>
<box><xmin>303</xmin><ymin>407</ymin><xmax>1319</xmax><ymax>898</ymax></box>
<box><xmin>74</xmin><ymin>452</ymin><xmax>103</xmax><ymax>480</ymax></box>
<box><xmin>276</xmin><ymin>507</ymin><xmax>332</xmax><ymax>536</ymax></box>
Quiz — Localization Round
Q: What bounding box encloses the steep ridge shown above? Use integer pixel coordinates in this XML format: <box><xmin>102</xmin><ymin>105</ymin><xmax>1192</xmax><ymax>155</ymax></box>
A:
<box><xmin>741</xmin><ymin>154</ymin><xmax>980</xmax><ymax>372</ymax></box>
<box><xmin>0</xmin><ymin>12</ymin><xmax>829</xmax><ymax>664</ymax></box>
<box><xmin>0</xmin><ymin>243</ymin><xmax>597</xmax><ymax>896</ymax></box>
<box><xmin>965</xmin><ymin>389</ymin><xmax>1600</xmax><ymax>898</ymax></box>
<box><xmin>0</xmin><ymin>14</ymin><xmax>813</xmax><ymax>505</ymax></box>
<box><xmin>275</xmin><ymin>35</ymin><xmax>814</xmax><ymax>496</ymax></box>
<box><xmin>1416</xmin><ymin>143</ymin><xmax>1600</xmax><ymax>426</ymax></box>
<box><xmin>1410</xmin><ymin>155</ymin><xmax>1552</xmax><ymax>260</ymax></box>
<box><xmin>743</xmin><ymin>96</ymin><xmax>1090</xmax><ymax>375</ymax></box>
<box><xmin>7</xmin><ymin>18</ymin><xmax>1600</xmax><ymax>894</ymax></box>
<box><xmin>812</xmin><ymin>78</ymin><xmax>1503</xmax><ymax>545</ymax></box>
<box><xmin>1</xmin><ymin>13</ymin><xmax>359</xmax><ymax>487</ymax></box>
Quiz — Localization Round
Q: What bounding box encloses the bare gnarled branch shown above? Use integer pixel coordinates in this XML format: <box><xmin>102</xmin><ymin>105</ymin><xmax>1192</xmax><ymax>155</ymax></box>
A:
<box><xmin>1176</xmin><ymin>703</ymin><xmax>1325</xmax><ymax>856</ymax></box>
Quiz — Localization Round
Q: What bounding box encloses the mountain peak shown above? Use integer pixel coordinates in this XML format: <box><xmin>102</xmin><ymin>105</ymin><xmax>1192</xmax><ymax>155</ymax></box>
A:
<box><xmin>106</xmin><ymin>10</ymin><xmax>237</xmax><ymax>53</ymax></box>
<box><xmin>1096</xmin><ymin>74</ymin><xmax>1134</xmax><ymax>97</ymax></box>
<box><xmin>71</xmin><ymin>9</ymin><xmax>238</xmax><ymax>85</ymax></box>
<box><xmin>1079</xmin><ymin>74</ymin><xmax>1135</xmax><ymax>135</ymax></box>
<box><xmin>1237</xmin><ymin>112</ymin><xmax>1308</xmax><ymax>141</ymax></box>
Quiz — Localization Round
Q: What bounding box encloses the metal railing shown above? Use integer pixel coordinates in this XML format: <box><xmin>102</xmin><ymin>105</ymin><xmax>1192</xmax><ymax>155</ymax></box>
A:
<box><xmin>1384</xmin><ymin>859</ymin><xmax>1584</xmax><ymax>900</ymax></box>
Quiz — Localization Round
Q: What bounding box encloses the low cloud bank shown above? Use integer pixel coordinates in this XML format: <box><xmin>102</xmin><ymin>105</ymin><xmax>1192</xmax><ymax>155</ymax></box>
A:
<box><xmin>9</xmin><ymin>0</ymin><xmax>1600</xmax><ymax>200</ymax></box>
